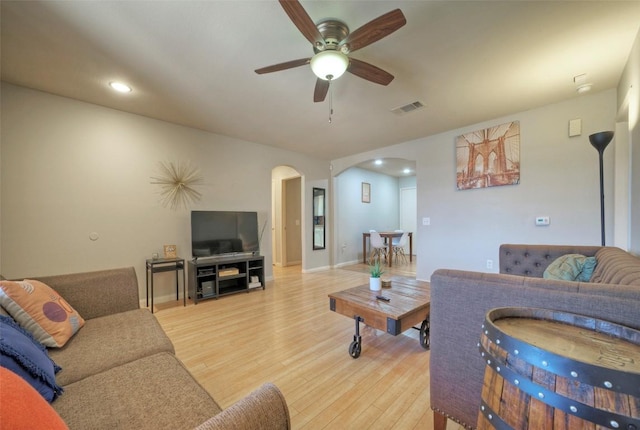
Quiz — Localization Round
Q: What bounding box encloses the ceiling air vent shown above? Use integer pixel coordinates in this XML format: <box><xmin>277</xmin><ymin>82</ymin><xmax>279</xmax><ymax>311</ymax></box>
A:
<box><xmin>391</xmin><ymin>101</ymin><xmax>425</xmax><ymax>115</ymax></box>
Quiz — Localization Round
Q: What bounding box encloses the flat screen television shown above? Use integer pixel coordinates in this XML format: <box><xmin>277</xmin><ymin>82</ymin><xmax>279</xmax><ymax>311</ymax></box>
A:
<box><xmin>191</xmin><ymin>211</ymin><xmax>260</xmax><ymax>258</ymax></box>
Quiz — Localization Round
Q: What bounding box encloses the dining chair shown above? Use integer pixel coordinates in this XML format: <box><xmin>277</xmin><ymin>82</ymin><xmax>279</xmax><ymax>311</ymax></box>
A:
<box><xmin>392</xmin><ymin>229</ymin><xmax>403</xmax><ymax>246</ymax></box>
<box><xmin>369</xmin><ymin>231</ymin><xmax>388</xmax><ymax>265</ymax></box>
<box><xmin>392</xmin><ymin>232</ymin><xmax>409</xmax><ymax>264</ymax></box>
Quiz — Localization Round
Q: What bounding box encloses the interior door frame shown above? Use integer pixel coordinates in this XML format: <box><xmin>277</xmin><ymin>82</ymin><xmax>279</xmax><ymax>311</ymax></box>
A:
<box><xmin>399</xmin><ymin>186</ymin><xmax>417</xmax><ymax>255</ymax></box>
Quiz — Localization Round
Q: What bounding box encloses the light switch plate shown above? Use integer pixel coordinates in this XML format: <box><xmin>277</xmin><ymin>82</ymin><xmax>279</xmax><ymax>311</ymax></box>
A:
<box><xmin>569</xmin><ymin>119</ymin><xmax>581</xmax><ymax>137</ymax></box>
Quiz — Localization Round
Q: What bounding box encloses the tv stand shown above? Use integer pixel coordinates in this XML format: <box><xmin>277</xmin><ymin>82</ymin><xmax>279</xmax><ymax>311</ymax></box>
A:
<box><xmin>187</xmin><ymin>254</ymin><xmax>264</xmax><ymax>304</ymax></box>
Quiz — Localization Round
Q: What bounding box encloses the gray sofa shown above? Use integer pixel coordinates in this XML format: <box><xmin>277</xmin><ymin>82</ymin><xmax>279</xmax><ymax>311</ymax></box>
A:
<box><xmin>3</xmin><ymin>267</ymin><xmax>290</xmax><ymax>429</ymax></box>
<box><xmin>429</xmin><ymin>244</ymin><xmax>640</xmax><ymax>430</ymax></box>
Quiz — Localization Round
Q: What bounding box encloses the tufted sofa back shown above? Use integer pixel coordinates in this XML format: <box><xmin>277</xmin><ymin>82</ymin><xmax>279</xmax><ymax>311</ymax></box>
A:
<box><xmin>499</xmin><ymin>244</ymin><xmax>602</xmax><ymax>277</ymax></box>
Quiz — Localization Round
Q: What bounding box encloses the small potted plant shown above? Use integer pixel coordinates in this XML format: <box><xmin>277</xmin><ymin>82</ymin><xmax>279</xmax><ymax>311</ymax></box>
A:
<box><xmin>369</xmin><ymin>260</ymin><xmax>384</xmax><ymax>291</ymax></box>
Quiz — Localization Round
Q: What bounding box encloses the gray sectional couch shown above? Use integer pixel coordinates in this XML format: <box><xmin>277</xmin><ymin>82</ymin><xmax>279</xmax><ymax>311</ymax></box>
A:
<box><xmin>429</xmin><ymin>244</ymin><xmax>640</xmax><ymax>430</ymax></box>
<box><xmin>10</xmin><ymin>267</ymin><xmax>290</xmax><ymax>429</ymax></box>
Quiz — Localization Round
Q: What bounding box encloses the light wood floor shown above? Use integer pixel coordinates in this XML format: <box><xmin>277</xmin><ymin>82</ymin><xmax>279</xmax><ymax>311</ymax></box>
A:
<box><xmin>154</xmin><ymin>259</ymin><xmax>464</xmax><ymax>429</ymax></box>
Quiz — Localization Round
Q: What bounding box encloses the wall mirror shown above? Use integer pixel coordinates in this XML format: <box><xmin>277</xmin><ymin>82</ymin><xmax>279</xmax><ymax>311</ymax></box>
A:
<box><xmin>313</xmin><ymin>187</ymin><xmax>325</xmax><ymax>250</ymax></box>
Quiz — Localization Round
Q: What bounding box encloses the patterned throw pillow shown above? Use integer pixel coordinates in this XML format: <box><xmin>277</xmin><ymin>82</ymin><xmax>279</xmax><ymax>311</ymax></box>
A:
<box><xmin>543</xmin><ymin>254</ymin><xmax>597</xmax><ymax>282</ymax></box>
<box><xmin>0</xmin><ymin>279</ymin><xmax>85</xmax><ymax>348</ymax></box>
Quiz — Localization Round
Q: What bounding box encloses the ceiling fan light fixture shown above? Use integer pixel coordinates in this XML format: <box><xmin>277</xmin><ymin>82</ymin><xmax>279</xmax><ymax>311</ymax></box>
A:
<box><xmin>310</xmin><ymin>50</ymin><xmax>349</xmax><ymax>81</ymax></box>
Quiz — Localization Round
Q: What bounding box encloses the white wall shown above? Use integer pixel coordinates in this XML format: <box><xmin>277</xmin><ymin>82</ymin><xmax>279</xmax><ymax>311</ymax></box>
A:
<box><xmin>333</xmin><ymin>167</ymin><xmax>400</xmax><ymax>265</ymax></box>
<box><xmin>617</xmin><ymin>27</ymin><xmax>640</xmax><ymax>254</ymax></box>
<box><xmin>1</xmin><ymin>84</ymin><xmax>330</xmax><ymax>301</ymax></box>
<box><xmin>332</xmin><ymin>89</ymin><xmax>619</xmax><ymax>280</ymax></box>
<box><xmin>399</xmin><ymin>176</ymin><xmax>417</xmax><ymax>189</ymax></box>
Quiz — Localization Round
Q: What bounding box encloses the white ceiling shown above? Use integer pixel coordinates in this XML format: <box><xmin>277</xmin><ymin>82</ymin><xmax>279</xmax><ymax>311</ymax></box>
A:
<box><xmin>2</xmin><ymin>1</ymin><xmax>639</xmax><ymax>162</ymax></box>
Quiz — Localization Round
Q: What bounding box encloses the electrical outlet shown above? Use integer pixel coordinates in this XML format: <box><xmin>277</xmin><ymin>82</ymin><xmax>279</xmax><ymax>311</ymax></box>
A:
<box><xmin>423</xmin><ymin>217</ymin><xmax>430</xmax><ymax>226</ymax></box>
<box><xmin>486</xmin><ymin>259</ymin><xmax>493</xmax><ymax>269</ymax></box>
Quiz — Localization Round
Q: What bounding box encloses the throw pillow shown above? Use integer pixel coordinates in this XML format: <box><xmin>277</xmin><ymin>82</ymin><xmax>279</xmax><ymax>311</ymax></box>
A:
<box><xmin>576</xmin><ymin>255</ymin><xmax>597</xmax><ymax>282</ymax></box>
<box><xmin>543</xmin><ymin>254</ymin><xmax>597</xmax><ymax>282</ymax></box>
<box><xmin>0</xmin><ymin>279</ymin><xmax>85</xmax><ymax>347</ymax></box>
<box><xmin>0</xmin><ymin>315</ymin><xmax>64</xmax><ymax>402</ymax></box>
<box><xmin>0</xmin><ymin>367</ymin><xmax>68</xmax><ymax>428</ymax></box>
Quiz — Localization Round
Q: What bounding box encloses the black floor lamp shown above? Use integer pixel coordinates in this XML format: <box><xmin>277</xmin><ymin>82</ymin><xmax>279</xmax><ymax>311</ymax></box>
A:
<box><xmin>588</xmin><ymin>131</ymin><xmax>614</xmax><ymax>246</ymax></box>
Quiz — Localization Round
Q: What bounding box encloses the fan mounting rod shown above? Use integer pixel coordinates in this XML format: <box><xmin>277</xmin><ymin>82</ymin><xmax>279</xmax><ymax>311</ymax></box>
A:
<box><xmin>315</xmin><ymin>19</ymin><xmax>350</xmax><ymax>53</ymax></box>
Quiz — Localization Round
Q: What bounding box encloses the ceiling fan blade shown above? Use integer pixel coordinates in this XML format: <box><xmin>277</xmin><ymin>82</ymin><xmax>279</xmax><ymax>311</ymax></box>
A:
<box><xmin>339</xmin><ymin>9</ymin><xmax>406</xmax><ymax>53</ymax></box>
<box><xmin>279</xmin><ymin>0</ymin><xmax>325</xmax><ymax>48</ymax></box>
<box><xmin>347</xmin><ymin>58</ymin><xmax>394</xmax><ymax>86</ymax></box>
<box><xmin>255</xmin><ymin>58</ymin><xmax>310</xmax><ymax>74</ymax></box>
<box><xmin>314</xmin><ymin>79</ymin><xmax>329</xmax><ymax>102</ymax></box>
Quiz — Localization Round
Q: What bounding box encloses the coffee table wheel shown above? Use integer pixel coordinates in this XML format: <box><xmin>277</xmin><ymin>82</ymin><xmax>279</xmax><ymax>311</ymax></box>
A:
<box><xmin>420</xmin><ymin>318</ymin><xmax>430</xmax><ymax>350</ymax></box>
<box><xmin>349</xmin><ymin>340</ymin><xmax>361</xmax><ymax>359</ymax></box>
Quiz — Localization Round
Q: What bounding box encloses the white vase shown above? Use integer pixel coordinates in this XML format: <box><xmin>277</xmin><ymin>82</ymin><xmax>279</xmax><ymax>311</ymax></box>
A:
<box><xmin>369</xmin><ymin>277</ymin><xmax>382</xmax><ymax>291</ymax></box>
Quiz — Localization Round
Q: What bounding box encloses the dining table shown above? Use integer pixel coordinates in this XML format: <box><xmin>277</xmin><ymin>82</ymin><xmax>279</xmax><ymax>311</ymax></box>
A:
<box><xmin>362</xmin><ymin>231</ymin><xmax>413</xmax><ymax>267</ymax></box>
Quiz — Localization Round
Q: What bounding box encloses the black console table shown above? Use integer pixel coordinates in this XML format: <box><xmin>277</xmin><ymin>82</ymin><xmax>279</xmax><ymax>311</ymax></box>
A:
<box><xmin>145</xmin><ymin>257</ymin><xmax>185</xmax><ymax>313</ymax></box>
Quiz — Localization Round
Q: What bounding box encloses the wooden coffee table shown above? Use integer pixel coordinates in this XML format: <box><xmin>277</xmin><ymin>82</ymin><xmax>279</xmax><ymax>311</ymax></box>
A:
<box><xmin>329</xmin><ymin>277</ymin><xmax>430</xmax><ymax>358</ymax></box>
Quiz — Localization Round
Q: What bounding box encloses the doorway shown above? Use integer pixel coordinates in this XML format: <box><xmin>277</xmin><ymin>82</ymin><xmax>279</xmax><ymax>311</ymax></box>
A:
<box><xmin>271</xmin><ymin>166</ymin><xmax>302</xmax><ymax>268</ymax></box>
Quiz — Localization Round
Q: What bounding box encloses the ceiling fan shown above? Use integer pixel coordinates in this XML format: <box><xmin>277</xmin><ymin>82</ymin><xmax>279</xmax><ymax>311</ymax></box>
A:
<box><xmin>255</xmin><ymin>0</ymin><xmax>406</xmax><ymax>103</ymax></box>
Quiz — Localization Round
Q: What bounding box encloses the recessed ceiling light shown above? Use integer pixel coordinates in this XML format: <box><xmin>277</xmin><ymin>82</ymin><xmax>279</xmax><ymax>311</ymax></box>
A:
<box><xmin>109</xmin><ymin>81</ymin><xmax>132</xmax><ymax>93</ymax></box>
<box><xmin>576</xmin><ymin>83</ymin><xmax>592</xmax><ymax>94</ymax></box>
<box><xmin>403</xmin><ymin>168</ymin><xmax>411</xmax><ymax>174</ymax></box>
<box><xmin>374</xmin><ymin>159</ymin><xmax>383</xmax><ymax>165</ymax></box>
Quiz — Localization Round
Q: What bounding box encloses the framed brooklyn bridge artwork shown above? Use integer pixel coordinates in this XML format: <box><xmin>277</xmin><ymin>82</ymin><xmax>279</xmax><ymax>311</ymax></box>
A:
<box><xmin>455</xmin><ymin>121</ymin><xmax>520</xmax><ymax>190</ymax></box>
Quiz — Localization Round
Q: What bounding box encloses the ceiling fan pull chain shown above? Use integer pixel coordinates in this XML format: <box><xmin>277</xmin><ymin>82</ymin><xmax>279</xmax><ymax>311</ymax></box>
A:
<box><xmin>329</xmin><ymin>79</ymin><xmax>333</xmax><ymax>123</ymax></box>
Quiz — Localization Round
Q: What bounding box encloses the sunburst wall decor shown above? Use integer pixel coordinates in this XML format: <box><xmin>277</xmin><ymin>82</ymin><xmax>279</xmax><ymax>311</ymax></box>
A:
<box><xmin>150</xmin><ymin>161</ymin><xmax>203</xmax><ymax>210</ymax></box>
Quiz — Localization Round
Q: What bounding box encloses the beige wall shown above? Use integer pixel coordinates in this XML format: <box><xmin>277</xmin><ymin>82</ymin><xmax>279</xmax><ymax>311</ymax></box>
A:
<box><xmin>2</xmin><ymin>76</ymin><xmax>632</xmax><ymax>295</ymax></box>
<box><xmin>1</xmin><ymin>84</ymin><xmax>329</xmax><ymax>301</ymax></box>
<box><xmin>332</xmin><ymin>89</ymin><xmax>620</xmax><ymax>280</ymax></box>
